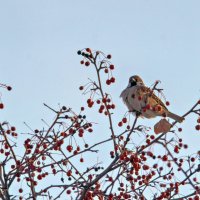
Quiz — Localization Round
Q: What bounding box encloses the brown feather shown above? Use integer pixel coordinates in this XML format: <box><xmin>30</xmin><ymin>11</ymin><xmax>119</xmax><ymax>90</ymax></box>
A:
<box><xmin>138</xmin><ymin>86</ymin><xmax>168</xmax><ymax>111</ymax></box>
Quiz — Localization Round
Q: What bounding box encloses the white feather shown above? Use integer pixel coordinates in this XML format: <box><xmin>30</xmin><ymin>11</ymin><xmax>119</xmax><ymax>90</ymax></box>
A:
<box><xmin>120</xmin><ymin>86</ymin><xmax>144</xmax><ymax>112</ymax></box>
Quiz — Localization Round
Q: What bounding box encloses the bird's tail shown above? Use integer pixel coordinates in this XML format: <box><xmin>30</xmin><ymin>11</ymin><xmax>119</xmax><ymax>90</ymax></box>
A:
<box><xmin>168</xmin><ymin>112</ymin><xmax>184</xmax><ymax>123</ymax></box>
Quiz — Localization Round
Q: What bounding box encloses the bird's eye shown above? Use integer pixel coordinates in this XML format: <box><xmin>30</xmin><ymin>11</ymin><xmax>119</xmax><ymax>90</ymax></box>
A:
<box><xmin>127</xmin><ymin>78</ymin><xmax>137</xmax><ymax>87</ymax></box>
<box><xmin>132</xmin><ymin>78</ymin><xmax>136</xmax><ymax>82</ymax></box>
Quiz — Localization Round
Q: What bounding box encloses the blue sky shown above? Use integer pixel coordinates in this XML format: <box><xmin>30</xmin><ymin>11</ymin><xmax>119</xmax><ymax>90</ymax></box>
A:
<box><xmin>0</xmin><ymin>0</ymin><xmax>200</xmax><ymax>198</ymax></box>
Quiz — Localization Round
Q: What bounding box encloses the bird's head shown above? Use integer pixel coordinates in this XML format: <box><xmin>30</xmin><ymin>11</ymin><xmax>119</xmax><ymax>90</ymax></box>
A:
<box><xmin>128</xmin><ymin>75</ymin><xmax>144</xmax><ymax>87</ymax></box>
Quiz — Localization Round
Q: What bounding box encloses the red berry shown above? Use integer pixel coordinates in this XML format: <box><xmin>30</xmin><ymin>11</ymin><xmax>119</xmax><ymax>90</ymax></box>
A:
<box><xmin>138</xmin><ymin>96</ymin><xmax>142</xmax><ymax>101</ymax></box>
<box><xmin>197</xmin><ymin>118</ymin><xmax>200</xmax><ymax>123</ymax></box>
<box><xmin>110</xmin><ymin>77</ymin><xmax>115</xmax><ymax>83</ymax></box>
<box><xmin>11</xmin><ymin>126</ymin><xmax>16</xmax><ymax>131</ymax></box>
<box><xmin>143</xmin><ymin>165</ymin><xmax>149</xmax><ymax>170</ymax></box>
<box><xmin>86</xmin><ymin>48</ymin><xmax>91</xmax><ymax>53</ymax></box>
<box><xmin>108</xmin><ymin>177</ymin><xmax>113</xmax><ymax>182</ymax></box>
<box><xmin>120</xmin><ymin>183</ymin><xmax>124</xmax><ymax>187</ymax></box>
<box><xmin>122</xmin><ymin>118</ymin><xmax>127</xmax><ymax>123</ymax></box>
<box><xmin>106</xmin><ymin>80</ymin><xmax>111</xmax><ymax>85</ymax></box>
<box><xmin>88</xmin><ymin>174</ymin><xmax>93</xmax><ymax>180</ymax></box>
<box><xmin>0</xmin><ymin>103</ymin><xmax>4</xmax><ymax>109</ymax></box>
<box><xmin>150</xmin><ymin>135</ymin><xmax>155</xmax><ymax>140</ymax></box>
<box><xmin>100</xmin><ymin>105</ymin><xmax>105</xmax><ymax>110</ymax></box>
<box><xmin>166</xmin><ymin>101</ymin><xmax>170</xmax><ymax>106</ymax></box>
<box><xmin>157</xmin><ymin>105</ymin><xmax>162</xmax><ymax>111</ymax></box>
<box><xmin>11</xmin><ymin>165</ymin><xmax>15</xmax><ymax>169</ymax></box>
<box><xmin>142</xmin><ymin>108</ymin><xmax>146</xmax><ymax>112</ymax></box>
<box><xmin>79</xmin><ymin>86</ymin><xmax>84</xmax><ymax>90</ymax></box>
<box><xmin>178</xmin><ymin>128</ymin><xmax>182</xmax><ymax>132</ymax></box>
<box><xmin>88</xmin><ymin>101</ymin><xmax>94</xmax><ymax>108</ymax></box>
<box><xmin>104</xmin><ymin>68</ymin><xmax>109</xmax><ymax>73</ymax></box>
<box><xmin>102</xmin><ymin>98</ymin><xmax>107</xmax><ymax>103</ymax></box>
<box><xmin>193</xmin><ymin>177</ymin><xmax>197</xmax><ymax>182</ymax></box>
<box><xmin>66</xmin><ymin>190</ymin><xmax>71</xmax><ymax>194</ymax></box>
<box><xmin>191</xmin><ymin>157</ymin><xmax>195</xmax><ymax>162</ymax></box>
<box><xmin>78</xmin><ymin>132</ymin><xmax>83</xmax><ymax>137</ymax></box>
<box><xmin>162</xmin><ymin>155</ymin><xmax>168</xmax><ymax>161</ymax></box>
<box><xmin>80</xmin><ymin>60</ymin><xmax>84</xmax><ymax>64</ymax></box>
<box><xmin>67</xmin><ymin>145</ymin><xmax>73</xmax><ymax>152</ymax></box>
<box><xmin>195</xmin><ymin>125</ymin><xmax>200</xmax><ymax>131</ymax></box>
<box><xmin>81</xmin><ymin>107</ymin><xmax>84</xmax><ymax>111</ymax></box>
<box><xmin>106</xmin><ymin>98</ymin><xmax>111</xmax><ymax>103</ymax></box>
<box><xmin>85</xmin><ymin>61</ymin><xmax>90</xmax><ymax>66</ymax></box>
<box><xmin>109</xmin><ymin>65</ymin><xmax>114</xmax><ymax>70</ymax></box>
<box><xmin>146</xmin><ymin>104</ymin><xmax>151</xmax><ymax>110</ymax></box>
<box><xmin>96</xmin><ymin>100</ymin><xmax>101</xmax><ymax>104</ymax></box>
<box><xmin>76</xmin><ymin>146</ymin><xmax>80</xmax><ymax>151</ymax></box>
<box><xmin>80</xmin><ymin>158</ymin><xmax>84</xmax><ymax>162</ymax></box>
<box><xmin>194</xmin><ymin>195</ymin><xmax>199</xmax><ymax>200</ymax></box>
<box><xmin>37</xmin><ymin>175</ymin><xmax>42</xmax><ymax>180</ymax></box>
<box><xmin>174</xmin><ymin>146</ymin><xmax>179</xmax><ymax>153</ymax></box>
<box><xmin>88</xmin><ymin>128</ymin><xmax>93</xmax><ymax>133</ymax></box>
<box><xmin>19</xmin><ymin>188</ymin><xmax>23</xmax><ymax>193</ymax></box>
<box><xmin>118</xmin><ymin>122</ymin><xmax>123</xmax><ymax>127</ymax></box>
<box><xmin>153</xmin><ymin>164</ymin><xmax>158</xmax><ymax>169</ymax></box>
<box><xmin>111</xmin><ymin>104</ymin><xmax>115</xmax><ymax>109</ymax></box>
<box><xmin>67</xmin><ymin>170</ymin><xmax>72</xmax><ymax>176</ymax></box>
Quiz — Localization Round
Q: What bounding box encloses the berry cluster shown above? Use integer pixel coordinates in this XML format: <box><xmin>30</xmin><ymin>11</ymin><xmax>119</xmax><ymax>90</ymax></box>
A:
<box><xmin>78</xmin><ymin>48</ymin><xmax>116</xmax><ymax>86</ymax></box>
<box><xmin>0</xmin><ymin>49</ymin><xmax>200</xmax><ymax>199</ymax></box>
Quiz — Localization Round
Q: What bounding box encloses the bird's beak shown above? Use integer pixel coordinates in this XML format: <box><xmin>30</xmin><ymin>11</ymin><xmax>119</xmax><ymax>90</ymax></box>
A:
<box><xmin>131</xmin><ymin>78</ymin><xmax>136</xmax><ymax>84</ymax></box>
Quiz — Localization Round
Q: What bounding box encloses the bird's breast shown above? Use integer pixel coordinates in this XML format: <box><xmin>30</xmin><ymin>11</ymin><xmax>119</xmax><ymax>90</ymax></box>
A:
<box><xmin>121</xmin><ymin>86</ymin><xmax>145</xmax><ymax>112</ymax></box>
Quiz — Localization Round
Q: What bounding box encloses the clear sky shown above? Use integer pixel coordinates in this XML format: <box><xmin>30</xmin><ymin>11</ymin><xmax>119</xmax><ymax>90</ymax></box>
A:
<box><xmin>0</xmin><ymin>0</ymin><xmax>200</xmax><ymax>197</ymax></box>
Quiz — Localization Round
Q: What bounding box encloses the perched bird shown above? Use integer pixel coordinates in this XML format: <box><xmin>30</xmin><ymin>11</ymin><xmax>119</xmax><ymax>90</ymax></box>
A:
<box><xmin>120</xmin><ymin>75</ymin><xmax>184</xmax><ymax>123</ymax></box>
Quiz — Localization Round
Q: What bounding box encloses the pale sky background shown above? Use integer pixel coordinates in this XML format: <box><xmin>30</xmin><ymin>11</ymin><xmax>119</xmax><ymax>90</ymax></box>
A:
<box><xmin>0</xmin><ymin>0</ymin><xmax>200</xmax><ymax>198</ymax></box>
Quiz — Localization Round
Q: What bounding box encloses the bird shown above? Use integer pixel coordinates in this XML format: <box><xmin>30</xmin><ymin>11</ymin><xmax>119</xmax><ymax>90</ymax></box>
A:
<box><xmin>120</xmin><ymin>75</ymin><xmax>184</xmax><ymax>123</ymax></box>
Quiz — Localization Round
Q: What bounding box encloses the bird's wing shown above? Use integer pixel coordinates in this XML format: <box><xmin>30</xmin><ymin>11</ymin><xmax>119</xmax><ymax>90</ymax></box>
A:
<box><xmin>120</xmin><ymin>89</ymin><xmax>126</xmax><ymax>98</ymax></box>
<box><xmin>138</xmin><ymin>86</ymin><xmax>168</xmax><ymax>111</ymax></box>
